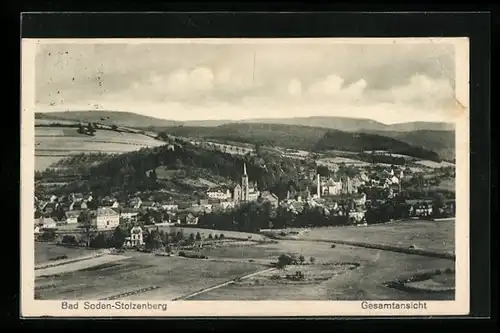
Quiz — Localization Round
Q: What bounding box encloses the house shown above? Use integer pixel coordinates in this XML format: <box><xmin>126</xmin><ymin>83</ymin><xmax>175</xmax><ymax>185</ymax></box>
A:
<box><xmin>259</xmin><ymin>191</ymin><xmax>279</xmax><ymax>209</ymax></box>
<box><xmin>128</xmin><ymin>197</ymin><xmax>142</xmax><ymax>209</ymax></box>
<box><xmin>119</xmin><ymin>208</ymin><xmax>139</xmax><ymax>222</ymax></box>
<box><xmin>70</xmin><ymin>201</ymin><xmax>88</xmax><ymax>211</ymax></box>
<box><xmin>65</xmin><ymin>210</ymin><xmax>81</xmax><ymax>224</ymax></box>
<box><xmin>130</xmin><ymin>226</ymin><xmax>144</xmax><ymax>247</ymax></box>
<box><xmin>185</xmin><ymin>213</ymin><xmax>198</xmax><ymax>225</ymax></box>
<box><xmin>220</xmin><ymin>201</ymin><xmax>235</xmax><ymax>210</ymax></box>
<box><xmin>352</xmin><ymin>193</ymin><xmax>367</xmax><ymax>206</ymax></box>
<box><xmin>91</xmin><ymin>207</ymin><xmax>120</xmax><ymax>230</ymax></box>
<box><xmin>141</xmin><ymin>201</ymin><xmax>159</xmax><ymax>210</ymax></box>
<box><xmin>348</xmin><ymin>207</ymin><xmax>366</xmax><ymax>223</ymax></box>
<box><xmin>206</xmin><ymin>187</ymin><xmax>232</xmax><ymax>200</ymax></box>
<box><xmin>35</xmin><ymin>217</ymin><xmax>57</xmax><ymax>229</ymax></box>
<box><xmin>161</xmin><ymin>202</ymin><xmax>178</xmax><ymax>211</ymax></box>
<box><xmin>42</xmin><ymin>202</ymin><xmax>59</xmax><ymax>215</ymax></box>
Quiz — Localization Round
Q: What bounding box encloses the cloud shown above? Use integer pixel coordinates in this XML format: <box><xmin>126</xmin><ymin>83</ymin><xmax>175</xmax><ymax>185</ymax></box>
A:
<box><xmin>34</xmin><ymin>41</ymin><xmax>458</xmax><ymax>122</ymax></box>
<box><xmin>287</xmin><ymin>79</ymin><xmax>302</xmax><ymax>96</ymax></box>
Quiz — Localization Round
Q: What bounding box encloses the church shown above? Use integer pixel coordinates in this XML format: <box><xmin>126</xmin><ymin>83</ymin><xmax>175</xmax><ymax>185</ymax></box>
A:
<box><xmin>233</xmin><ymin>163</ymin><xmax>260</xmax><ymax>203</ymax></box>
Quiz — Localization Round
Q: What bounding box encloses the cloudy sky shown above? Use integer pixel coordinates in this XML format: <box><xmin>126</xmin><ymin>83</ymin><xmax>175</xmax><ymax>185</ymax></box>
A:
<box><xmin>34</xmin><ymin>40</ymin><xmax>457</xmax><ymax>124</ymax></box>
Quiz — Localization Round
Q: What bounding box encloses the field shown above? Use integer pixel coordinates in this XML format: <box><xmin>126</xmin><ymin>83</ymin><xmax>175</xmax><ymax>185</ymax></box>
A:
<box><xmin>35</xmin><ymin>126</ymin><xmax>166</xmax><ymax>171</ymax></box>
<box><xmin>415</xmin><ymin>160</ymin><xmax>455</xmax><ymax>168</ymax></box>
<box><xmin>292</xmin><ymin>220</ymin><xmax>455</xmax><ymax>254</ymax></box>
<box><xmin>35</xmin><ymin>242</ymin><xmax>100</xmax><ymax>264</ymax></box>
<box><xmin>34</xmin><ymin>220</ymin><xmax>455</xmax><ymax>301</ymax></box>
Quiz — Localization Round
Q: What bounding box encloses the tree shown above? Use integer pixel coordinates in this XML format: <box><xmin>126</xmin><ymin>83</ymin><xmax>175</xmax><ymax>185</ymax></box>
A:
<box><xmin>298</xmin><ymin>255</ymin><xmax>305</xmax><ymax>264</ymax></box>
<box><xmin>144</xmin><ymin>229</ymin><xmax>162</xmax><ymax>250</ymax></box>
<box><xmin>111</xmin><ymin>226</ymin><xmax>127</xmax><ymax>249</ymax></box>
<box><xmin>188</xmin><ymin>233</ymin><xmax>195</xmax><ymax>244</ymax></box>
<box><xmin>208</xmin><ymin>233</ymin><xmax>213</xmax><ymax>240</ymax></box>
<box><xmin>90</xmin><ymin>233</ymin><xmax>109</xmax><ymax>249</ymax></box>
<box><xmin>309</xmin><ymin>257</ymin><xmax>316</xmax><ymax>264</ymax></box>
<box><xmin>61</xmin><ymin>235</ymin><xmax>78</xmax><ymax>245</ymax></box>
<box><xmin>195</xmin><ymin>232</ymin><xmax>202</xmax><ymax>241</ymax></box>
<box><xmin>77</xmin><ymin>210</ymin><xmax>95</xmax><ymax>247</ymax></box>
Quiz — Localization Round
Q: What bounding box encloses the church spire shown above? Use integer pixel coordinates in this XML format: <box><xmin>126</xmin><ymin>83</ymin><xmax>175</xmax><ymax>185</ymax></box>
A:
<box><xmin>243</xmin><ymin>162</ymin><xmax>247</xmax><ymax>176</ymax></box>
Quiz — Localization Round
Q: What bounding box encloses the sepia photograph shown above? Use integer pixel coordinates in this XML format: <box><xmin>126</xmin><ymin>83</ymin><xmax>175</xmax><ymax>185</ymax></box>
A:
<box><xmin>21</xmin><ymin>37</ymin><xmax>469</xmax><ymax>317</ymax></box>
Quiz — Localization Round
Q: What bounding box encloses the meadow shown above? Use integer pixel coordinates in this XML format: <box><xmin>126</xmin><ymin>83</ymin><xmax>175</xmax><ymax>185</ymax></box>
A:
<box><xmin>35</xmin><ymin>126</ymin><xmax>166</xmax><ymax>171</ymax></box>
<box><xmin>34</xmin><ymin>219</ymin><xmax>455</xmax><ymax>301</ymax></box>
<box><xmin>291</xmin><ymin>220</ymin><xmax>455</xmax><ymax>254</ymax></box>
<box><xmin>35</xmin><ymin>242</ymin><xmax>99</xmax><ymax>264</ymax></box>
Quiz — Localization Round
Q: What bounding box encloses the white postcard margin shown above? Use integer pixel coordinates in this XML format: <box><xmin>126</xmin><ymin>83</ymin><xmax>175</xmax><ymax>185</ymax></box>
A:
<box><xmin>20</xmin><ymin>37</ymin><xmax>470</xmax><ymax>317</ymax></box>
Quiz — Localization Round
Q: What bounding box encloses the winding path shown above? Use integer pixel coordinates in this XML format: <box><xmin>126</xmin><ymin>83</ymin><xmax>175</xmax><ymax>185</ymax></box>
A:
<box><xmin>172</xmin><ymin>267</ymin><xmax>276</xmax><ymax>301</ymax></box>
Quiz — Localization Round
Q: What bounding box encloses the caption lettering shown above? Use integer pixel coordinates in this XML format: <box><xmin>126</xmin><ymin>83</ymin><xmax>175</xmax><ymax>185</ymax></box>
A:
<box><xmin>61</xmin><ymin>301</ymin><xmax>168</xmax><ymax>311</ymax></box>
<box><xmin>361</xmin><ymin>301</ymin><xmax>428</xmax><ymax>310</ymax></box>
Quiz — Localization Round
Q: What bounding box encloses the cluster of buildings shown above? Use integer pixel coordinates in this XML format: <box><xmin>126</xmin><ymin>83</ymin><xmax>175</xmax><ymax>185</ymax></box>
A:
<box><xmin>34</xmin><ymin>160</ymin><xmax>453</xmax><ymax>234</ymax></box>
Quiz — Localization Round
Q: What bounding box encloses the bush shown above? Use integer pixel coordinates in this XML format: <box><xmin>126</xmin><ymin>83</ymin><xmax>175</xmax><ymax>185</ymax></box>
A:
<box><xmin>208</xmin><ymin>234</ymin><xmax>213</xmax><ymax>240</ymax></box>
<box><xmin>49</xmin><ymin>255</ymin><xmax>68</xmax><ymax>261</ymax></box>
<box><xmin>277</xmin><ymin>253</ymin><xmax>297</xmax><ymax>269</ymax></box>
<box><xmin>309</xmin><ymin>257</ymin><xmax>316</xmax><ymax>264</ymax></box>
<box><xmin>61</xmin><ymin>235</ymin><xmax>78</xmax><ymax>245</ymax></box>
<box><xmin>331</xmin><ymin>244</ymin><xmax>336</xmax><ymax>248</ymax></box>
<box><xmin>444</xmin><ymin>268</ymin><xmax>453</xmax><ymax>274</ymax></box>
<box><xmin>219</xmin><ymin>234</ymin><xmax>225</xmax><ymax>239</ymax></box>
<box><xmin>298</xmin><ymin>255</ymin><xmax>305</xmax><ymax>264</ymax></box>
<box><xmin>195</xmin><ymin>232</ymin><xmax>202</xmax><ymax>241</ymax></box>
<box><xmin>214</xmin><ymin>234</ymin><xmax>219</xmax><ymax>240</ymax></box>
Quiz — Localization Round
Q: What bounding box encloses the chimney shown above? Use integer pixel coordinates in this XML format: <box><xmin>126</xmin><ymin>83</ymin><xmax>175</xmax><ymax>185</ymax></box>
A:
<box><xmin>317</xmin><ymin>174</ymin><xmax>321</xmax><ymax>198</ymax></box>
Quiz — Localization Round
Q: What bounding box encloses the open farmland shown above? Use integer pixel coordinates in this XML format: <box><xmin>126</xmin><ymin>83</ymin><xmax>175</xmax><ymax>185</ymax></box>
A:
<box><xmin>35</xmin><ymin>126</ymin><xmax>166</xmax><ymax>171</ymax></box>
<box><xmin>290</xmin><ymin>220</ymin><xmax>455</xmax><ymax>254</ymax></box>
<box><xmin>35</xmin><ymin>220</ymin><xmax>455</xmax><ymax>301</ymax></box>
<box><xmin>192</xmin><ymin>241</ymin><xmax>455</xmax><ymax>301</ymax></box>
<box><xmin>35</xmin><ymin>242</ymin><xmax>100</xmax><ymax>264</ymax></box>
<box><xmin>35</xmin><ymin>251</ymin><xmax>263</xmax><ymax>300</ymax></box>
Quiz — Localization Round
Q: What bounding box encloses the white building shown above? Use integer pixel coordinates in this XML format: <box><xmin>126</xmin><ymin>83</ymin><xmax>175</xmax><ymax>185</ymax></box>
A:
<box><xmin>130</xmin><ymin>226</ymin><xmax>144</xmax><ymax>247</ymax></box>
<box><xmin>161</xmin><ymin>203</ymin><xmax>179</xmax><ymax>211</ymax></box>
<box><xmin>92</xmin><ymin>207</ymin><xmax>120</xmax><ymax>230</ymax></box>
<box><xmin>207</xmin><ymin>188</ymin><xmax>232</xmax><ymax>200</ymax></box>
<box><xmin>65</xmin><ymin>210</ymin><xmax>80</xmax><ymax>224</ymax></box>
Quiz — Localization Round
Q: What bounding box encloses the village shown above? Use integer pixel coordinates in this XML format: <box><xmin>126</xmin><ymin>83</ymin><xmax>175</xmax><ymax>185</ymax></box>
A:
<box><xmin>34</xmin><ymin>159</ymin><xmax>456</xmax><ymax>247</ymax></box>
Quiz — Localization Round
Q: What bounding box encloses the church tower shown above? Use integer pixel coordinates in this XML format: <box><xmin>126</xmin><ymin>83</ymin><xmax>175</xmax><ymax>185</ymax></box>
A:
<box><xmin>241</xmin><ymin>163</ymin><xmax>249</xmax><ymax>202</ymax></box>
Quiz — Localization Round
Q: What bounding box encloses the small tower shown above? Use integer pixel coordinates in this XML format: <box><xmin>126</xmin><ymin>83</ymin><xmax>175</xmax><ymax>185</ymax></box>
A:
<box><xmin>317</xmin><ymin>174</ymin><xmax>321</xmax><ymax>198</ymax></box>
<box><xmin>241</xmin><ymin>163</ymin><xmax>249</xmax><ymax>202</ymax></box>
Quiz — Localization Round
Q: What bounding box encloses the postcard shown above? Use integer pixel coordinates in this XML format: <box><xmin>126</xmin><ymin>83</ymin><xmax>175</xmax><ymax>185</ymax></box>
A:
<box><xmin>21</xmin><ymin>37</ymin><xmax>469</xmax><ymax>317</ymax></box>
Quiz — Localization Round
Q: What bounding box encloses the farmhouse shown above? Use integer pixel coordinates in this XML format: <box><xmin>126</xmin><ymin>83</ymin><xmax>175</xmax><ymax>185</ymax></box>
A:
<box><xmin>128</xmin><ymin>226</ymin><xmax>144</xmax><ymax>247</ymax></box>
<box><xmin>35</xmin><ymin>217</ymin><xmax>57</xmax><ymax>229</ymax></box>
<box><xmin>119</xmin><ymin>208</ymin><xmax>139</xmax><ymax>222</ymax></box>
<box><xmin>91</xmin><ymin>207</ymin><xmax>120</xmax><ymax>230</ymax></box>
<box><xmin>65</xmin><ymin>210</ymin><xmax>81</xmax><ymax>224</ymax></box>
<box><xmin>206</xmin><ymin>187</ymin><xmax>232</xmax><ymax>200</ymax></box>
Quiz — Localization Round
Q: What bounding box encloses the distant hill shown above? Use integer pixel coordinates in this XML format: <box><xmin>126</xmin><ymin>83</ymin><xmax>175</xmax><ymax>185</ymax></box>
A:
<box><xmin>361</xmin><ymin>129</ymin><xmax>455</xmax><ymax>160</ymax></box>
<box><xmin>387</xmin><ymin>121</ymin><xmax>455</xmax><ymax>132</ymax></box>
<box><xmin>36</xmin><ymin>111</ymin><xmax>454</xmax><ymax>132</ymax></box>
<box><xmin>155</xmin><ymin>123</ymin><xmax>442</xmax><ymax>161</ymax></box>
<box><xmin>314</xmin><ymin>130</ymin><xmax>442</xmax><ymax>161</ymax></box>
<box><xmin>35</xmin><ymin>111</ymin><xmax>182</xmax><ymax>128</ymax></box>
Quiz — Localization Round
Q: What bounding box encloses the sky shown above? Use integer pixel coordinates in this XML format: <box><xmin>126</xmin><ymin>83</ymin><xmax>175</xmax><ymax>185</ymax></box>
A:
<box><xmin>34</xmin><ymin>40</ymin><xmax>458</xmax><ymax>124</ymax></box>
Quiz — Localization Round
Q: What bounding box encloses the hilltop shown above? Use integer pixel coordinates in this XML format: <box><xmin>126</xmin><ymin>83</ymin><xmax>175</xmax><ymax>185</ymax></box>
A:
<box><xmin>36</xmin><ymin>111</ymin><xmax>182</xmax><ymax>128</ymax></box>
<box><xmin>156</xmin><ymin>123</ymin><xmax>445</xmax><ymax>161</ymax></box>
<box><xmin>36</xmin><ymin>111</ymin><xmax>454</xmax><ymax>132</ymax></box>
<box><xmin>314</xmin><ymin>130</ymin><xmax>441</xmax><ymax>161</ymax></box>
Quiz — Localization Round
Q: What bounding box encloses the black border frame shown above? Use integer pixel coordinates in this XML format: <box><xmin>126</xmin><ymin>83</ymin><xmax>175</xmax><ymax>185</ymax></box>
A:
<box><xmin>9</xmin><ymin>8</ymin><xmax>494</xmax><ymax>331</ymax></box>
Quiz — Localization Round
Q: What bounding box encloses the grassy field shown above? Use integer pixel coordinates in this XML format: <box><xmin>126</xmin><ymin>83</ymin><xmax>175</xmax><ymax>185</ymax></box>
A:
<box><xmin>291</xmin><ymin>220</ymin><xmax>455</xmax><ymax>253</ymax></box>
<box><xmin>35</xmin><ymin>242</ymin><xmax>99</xmax><ymax>264</ymax></box>
<box><xmin>35</xmin><ymin>126</ymin><xmax>166</xmax><ymax>171</ymax></box>
<box><xmin>34</xmin><ymin>220</ymin><xmax>455</xmax><ymax>301</ymax></box>
<box><xmin>145</xmin><ymin>226</ymin><xmax>268</xmax><ymax>241</ymax></box>
<box><xmin>35</xmin><ymin>252</ymin><xmax>262</xmax><ymax>300</ymax></box>
<box><xmin>191</xmin><ymin>241</ymin><xmax>455</xmax><ymax>301</ymax></box>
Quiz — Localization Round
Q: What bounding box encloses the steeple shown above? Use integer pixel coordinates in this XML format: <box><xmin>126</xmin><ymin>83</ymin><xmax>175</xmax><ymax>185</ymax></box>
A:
<box><xmin>243</xmin><ymin>162</ymin><xmax>247</xmax><ymax>176</ymax></box>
